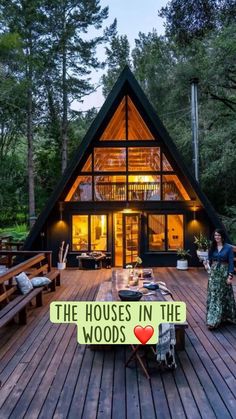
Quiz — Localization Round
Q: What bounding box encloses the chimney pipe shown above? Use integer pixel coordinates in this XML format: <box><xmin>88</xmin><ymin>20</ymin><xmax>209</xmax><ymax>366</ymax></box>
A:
<box><xmin>190</xmin><ymin>77</ymin><xmax>199</xmax><ymax>182</ymax></box>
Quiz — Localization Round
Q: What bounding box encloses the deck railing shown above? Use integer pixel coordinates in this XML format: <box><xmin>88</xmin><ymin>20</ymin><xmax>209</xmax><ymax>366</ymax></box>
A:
<box><xmin>95</xmin><ymin>182</ymin><xmax>161</xmax><ymax>201</ymax></box>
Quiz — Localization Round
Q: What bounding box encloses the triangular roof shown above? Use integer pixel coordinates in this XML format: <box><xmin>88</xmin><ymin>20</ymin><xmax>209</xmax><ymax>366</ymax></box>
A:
<box><xmin>24</xmin><ymin>65</ymin><xmax>225</xmax><ymax>249</ymax></box>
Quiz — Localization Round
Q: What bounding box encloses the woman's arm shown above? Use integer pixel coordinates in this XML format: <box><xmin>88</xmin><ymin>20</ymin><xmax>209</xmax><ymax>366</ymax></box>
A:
<box><xmin>228</xmin><ymin>245</ymin><xmax>234</xmax><ymax>274</ymax></box>
<box><xmin>208</xmin><ymin>248</ymin><xmax>213</xmax><ymax>265</ymax></box>
<box><xmin>226</xmin><ymin>245</ymin><xmax>234</xmax><ymax>284</ymax></box>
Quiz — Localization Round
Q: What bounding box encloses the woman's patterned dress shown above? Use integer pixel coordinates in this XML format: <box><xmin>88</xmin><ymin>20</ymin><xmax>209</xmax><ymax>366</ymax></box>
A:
<box><xmin>207</xmin><ymin>243</ymin><xmax>236</xmax><ymax>327</ymax></box>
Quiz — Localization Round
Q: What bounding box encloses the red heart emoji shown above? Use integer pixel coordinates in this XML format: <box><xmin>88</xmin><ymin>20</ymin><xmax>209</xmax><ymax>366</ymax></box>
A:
<box><xmin>134</xmin><ymin>325</ymin><xmax>154</xmax><ymax>345</ymax></box>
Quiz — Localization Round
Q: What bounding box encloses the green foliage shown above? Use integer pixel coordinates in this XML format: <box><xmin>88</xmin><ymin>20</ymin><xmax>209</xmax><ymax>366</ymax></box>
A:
<box><xmin>159</xmin><ymin>0</ymin><xmax>236</xmax><ymax>46</ymax></box>
<box><xmin>102</xmin><ymin>26</ymin><xmax>131</xmax><ymax>97</ymax></box>
<box><xmin>0</xmin><ymin>0</ymin><xmax>115</xmax><ymax>224</ymax></box>
<box><xmin>201</xmin><ymin>118</ymin><xmax>236</xmax><ymax>210</ymax></box>
<box><xmin>0</xmin><ymin>153</ymin><xmax>28</xmax><ymax>226</ymax></box>
<box><xmin>220</xmin><ymin>207</ymin><xmax>236</xmax><ymax>244</ymax></box>
<box><xmin>194</xmin><ymin>232</ymin><xmax>210</xmax><ymax>251</ymax></box>
<box><xmin>0</xmin><ymin>0</ymin><xmax>236</xmax><ymax>237</ymax></box>
<box><xmin>176</xmin><ymin>248</ymin><xmax>191</xmax><ymax>260</ymax></box>
<box><xmin>131</xmin><ymin>18</ymin><xmax>236</xmax><ymax>229</ymax></box>
<box><xmin>68</xmin><ymin>109</ymin><xmax>98</xmax><ymax>157</ymax></box>
<box><xmin>0</xmin><ymin>223</ymin><xmax>29</xmax><ymax>241</ymax></box>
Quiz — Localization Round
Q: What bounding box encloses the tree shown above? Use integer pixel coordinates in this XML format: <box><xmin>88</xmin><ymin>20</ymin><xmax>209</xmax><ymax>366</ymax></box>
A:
<box><xmin>132</xmin><ymin>31</ymin><xmax>193</xmax><ymax>167</ymax></box>
<box><xmin>0</xmin><ymin>0</ymin><xmax>115</xmax><ymax>227</ymax></box>
<box><xmin>42</xmin><ymin>0</ymin><xmax>115</xmax><ymax>173</ymax></box>
<box><xmin>159</xmin><ymin>0</ymin><xmax>236</xmax><ymax>46</ymax></box>
<box><xmin>159</xmin><ymin>0</ymin><xmax>218</xmax><ymax>46</ymax></box>
<box><xmin>0</xmin><ymin>0</ymin><xmax>47</xmax><ymax>227</ymax></box>
<box><xmin>132</xmin><ymin>31</ymin><xmax>173</xmax><ymax>112</ymax></box>
<box><xmin>202</xmin><ymin>23</ymin><xmax>236</xmax><ymax>113</ymax></box>
<box><xmin>0</xmin><ymin>33</ymin><xmax>26</xmax><ymax>158</ymax></box>
<box><xmin>102</xmin><ymin>23</ymin><xmax>131</xmax><ymax>97</ymax></box>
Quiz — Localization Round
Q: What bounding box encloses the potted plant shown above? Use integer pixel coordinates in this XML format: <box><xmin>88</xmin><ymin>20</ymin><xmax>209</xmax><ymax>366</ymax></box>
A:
<box><xmin>176</xmin><ymin>248</ymin><xmax>191</xmax><ymax>270</ymax></box>
<box><xmin>193</xmin><ymin>232</ymin><xmax>210</xmax><ymax>261</ymax></box>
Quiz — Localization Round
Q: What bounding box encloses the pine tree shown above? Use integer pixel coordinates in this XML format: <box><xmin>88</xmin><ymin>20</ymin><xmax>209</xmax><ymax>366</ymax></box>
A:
<box><xmin>102</xmin><ymin>23</ymin><xmax>131</xmax><ymax>98</ymax></box>
<box><xmin>0</xmin><ymin>0</ymin><xmax>46</xmax><ymax>227</ymax></box>
<box><xmin>42</xmin><ymin>0</ymin><xmax>115</xmax><ymax>173</ymax></box>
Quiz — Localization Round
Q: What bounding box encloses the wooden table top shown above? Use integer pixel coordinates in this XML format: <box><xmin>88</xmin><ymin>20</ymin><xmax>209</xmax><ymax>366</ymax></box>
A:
<box><xmin>96</xmin><ymin>268</ymin><xmax>170</xmax><ymax>302</ymax></box>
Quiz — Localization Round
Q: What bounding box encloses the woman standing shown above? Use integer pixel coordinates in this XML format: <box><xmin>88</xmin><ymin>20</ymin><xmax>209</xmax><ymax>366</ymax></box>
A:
<box><xmin>204</xmin><ymin>228</ymin><xmax>236</xmax><ymax>329</ymax></box>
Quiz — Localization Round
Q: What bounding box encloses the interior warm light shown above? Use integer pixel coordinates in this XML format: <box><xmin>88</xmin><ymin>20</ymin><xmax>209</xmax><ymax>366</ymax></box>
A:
<box><xmin>101</xmin><ymin>215</ymin><xmax>106</xmax><ymax>235</ymax></box>
<box><xmin>138</xmin><ymin>175</ymin><xmax>153</xmax><ymax>183</ymax></box>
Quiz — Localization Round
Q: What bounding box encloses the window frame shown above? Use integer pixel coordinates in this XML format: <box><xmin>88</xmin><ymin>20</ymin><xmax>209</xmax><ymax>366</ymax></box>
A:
<box><xmin>71</xmin><ymin>214</ymin><xmax>108</xmax><ymax>252</ymax></box>
<box><xmin>147</xmin><ymin>213</ymin><xmax>185</xmax><ymax>252</ymax></box>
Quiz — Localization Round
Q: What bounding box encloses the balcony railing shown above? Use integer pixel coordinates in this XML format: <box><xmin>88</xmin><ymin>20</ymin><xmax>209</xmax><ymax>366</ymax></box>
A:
<box><xmin>95</xmin><ymin>182</ymin><xmax>161</xmax><ymax>201</ymax></box>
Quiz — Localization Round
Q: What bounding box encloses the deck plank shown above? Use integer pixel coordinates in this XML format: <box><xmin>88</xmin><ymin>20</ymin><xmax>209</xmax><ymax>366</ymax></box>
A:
<box><xmin>0</xmin><ymin>267</ymin><xmax>236</xmax><ymax>418</ymax></box>
<box><xmin>112</xmin><ymin>347</ymin><xmax>126</xmax><ymax>419</ymax></box>
<box><xmin>81</xmin><ymin>351</ymin><xmax>104</xmax><ymax>419</ymax></box>
<box><xmin>96</xmin><ymin>350</ymin><xmax>115</xmax><ymax>419</ymax></box>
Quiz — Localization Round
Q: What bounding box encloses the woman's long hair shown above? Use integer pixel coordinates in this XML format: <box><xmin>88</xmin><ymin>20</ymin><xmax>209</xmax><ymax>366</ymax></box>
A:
<box><xmin>209</xmin><ymin>228</ymin><xmax>227</xmax><ymax>253</ymax></box>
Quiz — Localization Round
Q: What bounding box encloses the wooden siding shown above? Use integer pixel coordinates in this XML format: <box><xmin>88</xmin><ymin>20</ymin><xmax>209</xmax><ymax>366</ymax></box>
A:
<box><xmin>0</xmin><ymin>268</ymin><xmax>236</xmax><ymax>418</ymax></box>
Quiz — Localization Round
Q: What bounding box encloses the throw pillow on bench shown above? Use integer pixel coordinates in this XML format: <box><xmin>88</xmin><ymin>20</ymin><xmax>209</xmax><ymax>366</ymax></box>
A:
<box><xmin>15</xmin><ymin>272</ymin><xmax>51</xmax><ymax>294</ymax></box>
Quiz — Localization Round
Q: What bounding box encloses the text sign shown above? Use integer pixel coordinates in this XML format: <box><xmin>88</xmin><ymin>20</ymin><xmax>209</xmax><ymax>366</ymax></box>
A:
<box><xmin>50</xmin><ymin>301</ymin><xmax>186</xmax><ymax>345</ymax></box>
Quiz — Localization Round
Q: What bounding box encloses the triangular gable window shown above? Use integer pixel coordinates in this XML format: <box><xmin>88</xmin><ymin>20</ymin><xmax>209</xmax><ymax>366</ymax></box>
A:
<box><xmin>100</xmin><ymin>97</ymin><xmax>126</xmax><ymax>140</ymax></box>
<box><xmin>162</xmin><ymin>153</ymin><xmax>173</xmax><ymax>171</ymax></box>
<box><xmin>81</xmin><ymin>155</ymin><xmax>92</xmax><ymax>172</ymax></box>
<box><xmin>163</xmin><ymin>175</ymin><xmax>190</xmax><ymax>200</ymax></box>
<box><xmin>127</xmin><ymin>97</ymin><xmax>154</xmax><ymax>140</ymax></box>
<box><xmin>65</xmin><ymin>90</ymin><xmax>191</xmax><ymax>202</ymax></box>
<box><xmin>99</xmin><ymin>95</ymin><xmax>154</xmax><ymax>141</ymax></box>
<box><xmin>65</xmin><ymin>176</ymin><xmax>92</xmax><ymax>201</ymax></box>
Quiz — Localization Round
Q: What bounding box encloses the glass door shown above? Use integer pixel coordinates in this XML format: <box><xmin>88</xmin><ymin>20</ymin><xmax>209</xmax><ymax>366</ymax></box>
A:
<box><xmin>114</xmin><ymin>213</ymin><xmax>123</xmax><ymax>267</ymax></box>
<box><xmin>123</xmin><ymin>214</ymin><xmax>140</xmax><ymax>266</ymax></box>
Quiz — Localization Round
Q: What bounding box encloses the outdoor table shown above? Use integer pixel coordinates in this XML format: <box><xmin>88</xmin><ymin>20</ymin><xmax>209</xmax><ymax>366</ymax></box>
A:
<box><xmin>77</xmin><ymin>254</ymin><xmax>105</xmax><ymax>270</ymax></box>
<box><xmin>95</xmin><ymin>268</ymin><xmax>188</xmax><ymax>350</ymax></box>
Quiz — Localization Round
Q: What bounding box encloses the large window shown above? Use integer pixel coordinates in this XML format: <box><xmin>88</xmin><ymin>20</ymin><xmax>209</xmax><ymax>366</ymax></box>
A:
<box><xmin>72</xmin><ymin>215</ymin><xmax>89</xmax><ymax>251</ymax></box>
<box><xmin>66</xmin><ymin>171</ymin><xmax>190</xmax><ymax>202</ymax></box>
<box><xmin>148</xmin><ymin>214</ymin><xmax>184</xmax><ymax>251</ymax></box>
<box><xmin>163</xmin><ymin>175</ymin><xmax>190</xmax><ymax>200</ymax></box>
<box><xmin>167</xmin><ymin>214</ymin><xmax>183</xmax><ymax>250</ymax></box>
<box><xmin>94</xmin><ymin>148</ymin><xmax>126</xmax><ymax>171</ymax></box>
<box><xmin>65</xmin><ymin>92</ymin><xmax>192</xmax><ymax>202</ymax></box>
<box><xmin>94</xmin><ymin>175</ymin><xmax>126</xmax><ymax>201</ymax></box>
<box><xmin>65</xmin><ymin>176</ymin><xmax>92</xmax><ymax>202</ymax></box>
<box><xmin>128</xmin><ymin>175</ymin><xmax>160</xmax><ymax>201</ymax></box>
<box><xmin>91</xmin><ymin>215</ymin><xmax>107</xmax><ymax>251</ymax></box>
<box><xmin>72</xmin><ymin>215</ymin><xmax>107</xmax><ymax>251</ymax></box>
<box><xmin>148</xmin><ymin>215</ymin><xmax>165</xmax><ymax>251</ymax></box>
<box><xmin>128</xmin><ymin>147</ymin><xmax>160</xmax><ymax>171</ymax></box>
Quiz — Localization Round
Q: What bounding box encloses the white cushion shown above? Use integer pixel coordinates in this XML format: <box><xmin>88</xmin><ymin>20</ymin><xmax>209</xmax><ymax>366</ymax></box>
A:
<box><xmin>15</xmin><ymin>272</ymin><xmax>33</xmax><ymax>295</ymax></box>
<box><xmin>31</xmin><ymin>277</ymin><xmax>52</xmax><ymax>287</ymax></box>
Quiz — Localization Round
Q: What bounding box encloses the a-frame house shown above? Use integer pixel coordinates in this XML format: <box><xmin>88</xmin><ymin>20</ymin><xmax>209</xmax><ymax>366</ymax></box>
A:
<box><xmin>24</xmin><ymin>66</ymin><xmax>224</xmax><ymax>267</ymax></box>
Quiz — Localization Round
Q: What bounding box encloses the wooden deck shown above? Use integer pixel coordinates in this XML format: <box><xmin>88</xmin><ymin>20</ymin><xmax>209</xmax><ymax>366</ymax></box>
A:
<box><xmin>0</xmin><ymin>268</ymin><xmax>236</xmax><ymax>419</ymax></box>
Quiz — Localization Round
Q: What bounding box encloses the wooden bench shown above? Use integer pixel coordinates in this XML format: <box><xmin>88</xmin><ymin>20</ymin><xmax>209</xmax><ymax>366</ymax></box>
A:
<box><xmin>0</xmin><ymin>287</ymin><xmax>44</xmax><ymax>326</ymax></box>
<box><xmin>0</xmin><ymin>249</ymin><xmax>52</xmax><ymax>268</ymax></box>
<box><xmin>0</xmin><ymin>253</ymin><xmax>60</xmax><ymax>327</ymax></box>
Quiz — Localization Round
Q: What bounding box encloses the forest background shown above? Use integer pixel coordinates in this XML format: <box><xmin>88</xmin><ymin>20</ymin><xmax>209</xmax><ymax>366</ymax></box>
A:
<box><xmin>0</xmin><ymin>0</ymin><xmax>236</xmax><ymax>241</ymax></box>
